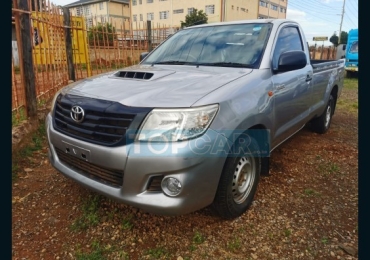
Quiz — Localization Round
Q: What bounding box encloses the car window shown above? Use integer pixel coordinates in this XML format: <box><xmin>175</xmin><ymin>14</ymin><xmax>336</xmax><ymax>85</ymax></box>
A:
<box><xmin>272</xmin><ymin>26</ymin><xmax>303</xmax><ymax>70</ymax></box>
<box><xmin>349</xmin><ymin>41</ymin><xmax>358</xmax><ymax>53</ymax></box>
<box><xmin>142</xmin><ymin>23</ymin><xmax>272</xmax><ymax>68</ymax></box>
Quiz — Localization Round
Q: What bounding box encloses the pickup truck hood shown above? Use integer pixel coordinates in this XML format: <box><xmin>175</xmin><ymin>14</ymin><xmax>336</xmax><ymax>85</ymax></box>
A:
<box><xmin>65</xmin><ymin>65</ymin><xmax>253</xmax><ymax>107</ymax></box>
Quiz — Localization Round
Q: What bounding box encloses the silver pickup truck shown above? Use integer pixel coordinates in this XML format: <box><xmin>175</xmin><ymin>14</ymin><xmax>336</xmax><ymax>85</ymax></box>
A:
<box><xmin>46</xmin><ymin>19</ymin><xmax>344</xmax><ymax>219</ymax></box>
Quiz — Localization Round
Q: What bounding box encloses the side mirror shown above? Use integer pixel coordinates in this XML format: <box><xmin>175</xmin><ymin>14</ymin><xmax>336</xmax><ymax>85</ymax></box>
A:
<box><xmin>140</xmin><ymin>52</ymin><xmax>149</xmax><ymax>62</ymax></box>
<box><xmin>342</xmin><ymin>44</ymin><xmax>346</xmax><ymax>51</ymax></box>
<box><xmin>274</xmin><ymin>50</ymin><xmax>307</xmax><ymax>72</ymax></box>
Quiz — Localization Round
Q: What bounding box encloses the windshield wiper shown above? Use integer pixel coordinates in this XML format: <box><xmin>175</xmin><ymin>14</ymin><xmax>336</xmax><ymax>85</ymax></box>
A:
<box><xmin>151</xmin><ymin>60</ymin><xmax>195</xmax><ymax>66</ymax></box>
<box><xmin>197</xmin><ymin>62</ymin><xmax>254</xmax><ymax>68</ymax></box>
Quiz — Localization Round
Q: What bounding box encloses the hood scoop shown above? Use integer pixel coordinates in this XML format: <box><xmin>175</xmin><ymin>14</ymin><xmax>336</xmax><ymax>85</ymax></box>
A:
<box><xmin>114</xmin><ymin>71</ymin><xmax>154</xmax><ymax>80</ymax></box>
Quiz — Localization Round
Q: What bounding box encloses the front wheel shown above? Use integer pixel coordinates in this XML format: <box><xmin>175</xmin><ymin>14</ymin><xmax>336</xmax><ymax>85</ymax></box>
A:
<box><xmin>212</xmin><ymin>136</ymin><xmax>261</xmax><ymax>219</ymax></box>
<box><xmin>310</xmin><ymin>94</ymin><xmax>335</xmax><ymax>134</ymax></box>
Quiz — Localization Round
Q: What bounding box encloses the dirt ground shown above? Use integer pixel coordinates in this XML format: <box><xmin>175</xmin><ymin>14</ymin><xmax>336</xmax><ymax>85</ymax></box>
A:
<box><xmin>12</xmin><ymin>79</ymin><xmax>358</xmax><ymax>260</ymax></box>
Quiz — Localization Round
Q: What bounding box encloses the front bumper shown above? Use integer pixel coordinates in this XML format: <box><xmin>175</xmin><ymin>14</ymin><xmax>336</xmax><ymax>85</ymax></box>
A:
<box><xmin>46</xmin><ymin>113</ymin><xmax>229</xmax><ymax>215</ymax></box>
<box><xmin>345</xmin><ymin>66</ymin><xmax>358</xmax><ymax>72</ymax></box>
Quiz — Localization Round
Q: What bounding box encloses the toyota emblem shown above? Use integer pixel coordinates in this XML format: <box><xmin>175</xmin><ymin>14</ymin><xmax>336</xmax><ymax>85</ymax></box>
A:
<box><xmin>70</xmin><ymin>105</ymin><xmax>85</xmax><ymax>123</ymax></box>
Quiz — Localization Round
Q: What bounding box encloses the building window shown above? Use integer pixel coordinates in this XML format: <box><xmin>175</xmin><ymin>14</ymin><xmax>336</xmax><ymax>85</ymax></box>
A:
<box><xmin>241</xmin><ymin>7</ymin><xmax>246</xmax><ymax>12</ymax></box>
<box><xmin>76</xmin><ymin>6</ymin><xmax>82</xmax><ymax>16</ymax></box>
<box><xmin>271</xmin><ymin>4</ymin><xmax>278</xmax><ymax>11</ymax></box>
<box><xmin>232</xmin><ymin>5</ymin><xmax>234</xmax><ymax>10</ymax></box>
<box><xmin>139</xmin><ymin>0</ymin><xmax>142</xmax><ymax>4</ymax></box>
<box><xmin>140</xmin><ymin>14</ymin><xmax>143</xmax><ymax>21</ymax></box>
<box><xmin>159</xmin><ymin>0</ymin><xmax>167</xmax><ymax>1</ymax></box>
<box><xmin>173</xmin><ymin>9</ymin><xmax>184</xmax><ymax>14</ymax></box>
<box><xmin>86</xmin><ymin>17</ymin><xmax>93</xmax><ymax>28</ymax></box>
<box><xmin>147</xmin><ymin>12</ymin><xmax>154</xmax><ymax>20</ymax></box>
<box><xmin>280</xmin><ymin>7</ymin><xmax>286</xmax><ymax>13</ymax></box>
<box><xmin>159</xmin><ymin>11</ymin><xmax>169</xmax><ymax>19</ymax></box>
<box><xmin>188</xmin><ymin>7</ymin><xmax>194</xmax><ymax>15</ymax></box>
<box><xmin>205</xmin><ymin>5</ymin><xmax>215</xmax><ymax>14</ymax></box>
<box><xmin>84</xmin><ymin>6</ymin><xmax>91</xmax><ymax>16</ymax></box>
<box><xmin>133</xmin><ymin>14</ymin><xmax>137</xmax><ymax>22</ymax></box>
<box><xmin>259</xmin><ymin>1</ymin><xmax>267</xmax><ymax>7</ymax></box>
<box><xmin>147</xmin><ymin>0</ymin><xmax>153</xmax><ymax>3</ymax></box>
<box><xmin>237</xmin><ymin>7</ymin><xmax>239</xmax><ymax>11</ymax></box>
<box><xmin>99</xmin><ymin>2</ymin><xmax>104</xmax><ymax>10</ymax></box>
<box><xmin>132</xmin><ymin>0</ymin><xmax>137</xmax><ymax>6</ymax></box>
<box><xmin>76</xmin><ymin>6</ymin><xmax>91</xmax><ymax>16</ymax></box>
<box><xmin>100</xmin><ymin>16</ymin><xmax>106</xmax><ymax>23</ymax></box>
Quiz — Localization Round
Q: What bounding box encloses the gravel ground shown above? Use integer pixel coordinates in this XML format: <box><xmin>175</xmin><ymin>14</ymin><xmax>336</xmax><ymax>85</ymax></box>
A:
<box><xmin>12</xmin><ymin>79</ymin><xmax>358</xmax><ymax>260</ymax></box>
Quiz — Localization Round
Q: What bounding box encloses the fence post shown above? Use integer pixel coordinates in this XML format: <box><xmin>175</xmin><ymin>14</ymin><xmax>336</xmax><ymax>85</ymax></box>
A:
<box><xmin>320</xmin><ymin>44</ymin><xmax>324</xmax><ymax>60</ymax></box>
<box><xmin>18</xmin><ymin>0</ymin><xmax>37</xmax><ymax>118</ymax></box>
<box><xmin>313</xmin><ymin>43</ymin><xmax>317</xmax><ymax>60</ymax></box>
<box><xmin>147</xmin><ymin>20</ymin><xmax>152</xmax><ymax>52</ymax></box>
<box><xmin>63</xmin><ymin>7</ymin><xmax>76</xmax><ymax>82</ymax></box>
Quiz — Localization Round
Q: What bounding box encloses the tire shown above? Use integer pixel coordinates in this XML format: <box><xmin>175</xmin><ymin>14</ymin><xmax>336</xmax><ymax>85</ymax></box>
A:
<box><xmin>212</xmin><ymin>136</ymin><xmax>261</xmax><ymax>219</ymax></box>
<box><xmin>310</xmin><ymin>94</ymin><xmax>335</xmax><ymax>134</ymax></box>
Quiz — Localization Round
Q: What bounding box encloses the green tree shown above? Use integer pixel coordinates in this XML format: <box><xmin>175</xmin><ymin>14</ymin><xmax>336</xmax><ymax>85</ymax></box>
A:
<box><xmin>180</xmin><ymin>8</ymin><xmax>208</xmax><ymax>28</ymax></box>
<box><xmin>330</xmin><ymin>31</ymin><xmax>348</xmax><ymax>46</ymax></box>
<box><xmin>329</xmin><ymin>33</ymin><xmax>339</xmax><ymax>46</ymax></box>
<box><xmin>339</xmin><ymin>31</ymin><xmax>348</xmax><ymax>45</ymax></box>
<box><xmin>88</xmin><ymin>23</ymin><xmax>117</xmax><ymax>46</ymax></box>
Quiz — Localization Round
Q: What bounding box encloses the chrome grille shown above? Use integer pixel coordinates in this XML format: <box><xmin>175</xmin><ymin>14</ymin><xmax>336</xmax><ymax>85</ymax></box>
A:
<box><xmin>53</xmin><ymin>94</ymin><xmax>150</xmax><ymax>146</ymax></box>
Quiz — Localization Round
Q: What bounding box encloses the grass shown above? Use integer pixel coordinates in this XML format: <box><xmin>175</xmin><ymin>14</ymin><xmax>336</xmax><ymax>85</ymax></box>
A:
<box><xmin>121</xmin><ymin>214</ymin><xmax>134</xmax><ymax>230</ymax></box>
<box><xmin>193</xmin><ymin>231</ymin><xmax>205</xmax><ymax>245</ymax></box>
<box><xmin>75</xmin><ymin>241</ymin><xmax>111</xmax><ymax>260</ymax></box>
<box><xmin>71</xmin><ymin>194</ymin><xmax>102</xmax><ymax>231</ymax></box>
<box><xmin>284</xmin><ymin>229</ymin><xmax>292</xmax><ymax>237</ymax></box>
<box><xmin>321</xmin><ymin>237</ymin><xmax>329</xmax><ymax>244</ymax></box>
<box><xmin>318</xmin><ymin>161</ymin><xmax>340</xmax><ymax>176</ymax></box>
<box><xmin>12</xmin><ymin>108</ymin><xmax>27</xmax><ymax>126</ymax></box>
<box><xmin>303</xmin><ymin>188</ymin><xmax>321</xmax><ymax>197</ymax></box>
<box><xmin>336</xmin><ymin>78</ymin><xmax>358</xmax><ymax>113</ymax></box>
<box><xmin>343</xmin><ymin>78</ymin><xmax>358</xmax><ymax>90</ymax></box>
<box><xmin>188</xmin><ymin>231</ymin><xmax>206</xmax><ymax>252</ymax></box>
<box><xmin>145</xmin><ymin>247</ymin><xmax>168</xmax><ymax>259</ymax></box>
<box><xmin>227</xmin><ymin>236</ymin><xmax>241</xmax><ymax>252</ymax></box>
<box><xmin>12</xmin><ymin>121</ymin><xmax>46</xmax><ymax>181</ymax></box>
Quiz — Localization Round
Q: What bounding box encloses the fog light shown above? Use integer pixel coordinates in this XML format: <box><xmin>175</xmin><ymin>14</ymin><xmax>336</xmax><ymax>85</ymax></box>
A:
<box><xmin>161</xmin><ymin>177</ymin><xmax>182</xmax><ymax>196</ymax></box>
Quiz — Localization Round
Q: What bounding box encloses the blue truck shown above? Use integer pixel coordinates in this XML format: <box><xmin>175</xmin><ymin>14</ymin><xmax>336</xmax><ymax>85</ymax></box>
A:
<box><xmin>344</xmin><ymin>29</ymin><xmax>358</xmax><ymax>77</ymax></box>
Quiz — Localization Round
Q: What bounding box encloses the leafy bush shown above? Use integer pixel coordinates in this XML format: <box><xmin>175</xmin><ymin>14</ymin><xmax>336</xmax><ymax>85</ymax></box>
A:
<box><xmin>88</xmin><ymin>23</ymin><xmax>117</xmax><ymax>46</ymax></box>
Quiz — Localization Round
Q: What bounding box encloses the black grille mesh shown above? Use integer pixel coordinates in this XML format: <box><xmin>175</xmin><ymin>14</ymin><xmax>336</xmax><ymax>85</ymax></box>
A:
<box><xmin>56</xmin><ymin>148</ymin><xmax>123</xmax><ymax>187</ymax></box>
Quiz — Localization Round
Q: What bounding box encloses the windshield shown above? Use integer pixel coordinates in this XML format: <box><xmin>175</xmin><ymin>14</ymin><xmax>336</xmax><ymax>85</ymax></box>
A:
<box><xmin>349</xmin><ymin>41</ymin><xmax>358</xmax><ymax>53</ymax></box>
<box><xmin>142</xmin><ymin>23</ymin><xmax>272</xmax><ymax>68</ymax></box>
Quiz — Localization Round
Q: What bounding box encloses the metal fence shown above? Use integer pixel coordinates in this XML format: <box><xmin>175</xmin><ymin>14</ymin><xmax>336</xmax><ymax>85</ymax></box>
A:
<box><xmin>11</xmin><ymin>0</ymin><xmax>340</xmax><ymax>124</ymax></box>
<box><xmin>309</xmin><ymin>44</ymin><xmax>337</xmax><ymax>60</ymax></box>
<box><xmin>12</xmin><ymin>0</ymin><xmax>168</xmax><ymax>123</ymax></box>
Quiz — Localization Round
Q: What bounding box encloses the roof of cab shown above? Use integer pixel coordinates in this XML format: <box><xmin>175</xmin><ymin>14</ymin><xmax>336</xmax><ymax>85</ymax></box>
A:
<box><xmin>184</xmin><ymin>19</ymin><xmax>297</xmax><ymax>29</ymax></box>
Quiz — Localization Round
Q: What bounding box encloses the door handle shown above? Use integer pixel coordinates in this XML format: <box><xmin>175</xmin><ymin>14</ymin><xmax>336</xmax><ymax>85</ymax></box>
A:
<box><xmin>306</xmin><ymin>75</ymin><xmax>313</xmax><ymax>82</ymax></box>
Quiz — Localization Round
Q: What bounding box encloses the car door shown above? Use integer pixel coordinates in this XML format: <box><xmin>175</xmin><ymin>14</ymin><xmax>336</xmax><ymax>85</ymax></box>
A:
<box><xmin>271</xmin><ymin>25</ymin><xmax>313</xmax><ymax>148</ymax></box>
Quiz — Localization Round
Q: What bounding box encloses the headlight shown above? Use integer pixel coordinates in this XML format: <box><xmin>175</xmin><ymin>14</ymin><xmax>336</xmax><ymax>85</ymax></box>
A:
<box><xmin>137</xmin><ymin>104</ymin><xmax>219</xmax><ymax>142</ymax></box>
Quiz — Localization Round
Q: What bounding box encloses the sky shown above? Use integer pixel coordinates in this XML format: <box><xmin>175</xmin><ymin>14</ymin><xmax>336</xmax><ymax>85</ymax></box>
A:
<box><xmin>51</xmin><ymin>0</ymin><xmax>358</xmax><ymax>46</ymax></box>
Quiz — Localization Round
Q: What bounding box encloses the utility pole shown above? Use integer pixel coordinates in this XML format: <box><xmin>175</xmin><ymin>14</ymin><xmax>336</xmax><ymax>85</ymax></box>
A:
<box><xmin>338</xmin><ymin>0</ymin><xmax>345</xmax><ymax>44</ymax></box>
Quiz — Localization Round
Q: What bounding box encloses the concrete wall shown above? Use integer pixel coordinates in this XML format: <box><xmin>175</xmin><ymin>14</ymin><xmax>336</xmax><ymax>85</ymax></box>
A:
<box><xmin>224</xmin><ymin>0</ymin><xmax>259</xmax><ymax>21</ymax></box>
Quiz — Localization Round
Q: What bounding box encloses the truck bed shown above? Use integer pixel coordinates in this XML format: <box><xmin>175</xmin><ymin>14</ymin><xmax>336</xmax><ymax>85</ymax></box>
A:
<box><xmin>311</xmin><ymin>59</ymin><xmax>345</xmax><ymax>73</ymax></box>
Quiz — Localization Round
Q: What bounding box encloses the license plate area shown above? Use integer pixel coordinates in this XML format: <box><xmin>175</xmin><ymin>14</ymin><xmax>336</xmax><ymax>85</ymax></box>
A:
<box><xmin>62</xmin><ymin>141</ymin><xmax>91</xmax><ymax>162</ymax></box>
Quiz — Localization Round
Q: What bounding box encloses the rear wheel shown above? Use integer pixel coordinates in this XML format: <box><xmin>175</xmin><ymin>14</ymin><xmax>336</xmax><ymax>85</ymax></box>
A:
<box><xmin>212</xmin><ymin>136</ymin><xmax>261</xmax><ymax>219</ymax></box>
<box><xmin>310</xmin><ymin>94</ymin><xmax>335</xmax><ymax>134</ymax></box>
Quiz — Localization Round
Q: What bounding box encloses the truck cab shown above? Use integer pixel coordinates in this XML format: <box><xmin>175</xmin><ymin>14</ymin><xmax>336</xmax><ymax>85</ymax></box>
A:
<box><xmin>345</xmin><ymin>29</ymin><xmax>358</xmax><ymax>76</ymax></box>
